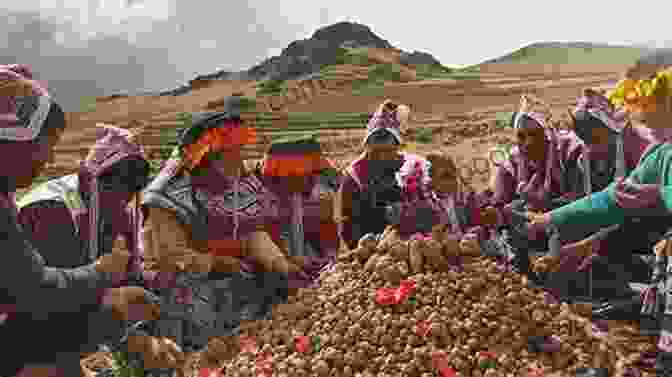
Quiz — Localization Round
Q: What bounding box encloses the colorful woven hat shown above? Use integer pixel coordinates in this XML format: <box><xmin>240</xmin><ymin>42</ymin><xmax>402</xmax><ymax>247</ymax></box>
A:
<box><xmin>263</xmin><ymin>134</ymin><xmax>331</xmax><ymax>177</ymax></box>
<box><xmin>175</xmin><ymin>96</ymin><xmax>257</xmax><ymax>170</ymax></box>
<box><xmin>608</xmin><ymin>49</ymin><xmax>672</xmax><ymax>113</ymax></box>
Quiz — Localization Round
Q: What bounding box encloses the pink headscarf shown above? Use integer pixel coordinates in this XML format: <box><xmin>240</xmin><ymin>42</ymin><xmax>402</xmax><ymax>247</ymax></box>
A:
<box><xmin>362</xmin><ymin>100</ymin><xmax>406</xmax><ymax>146</ymax></box>
<box><xmin>0</xmin><ymin>64</ymin><xmax>54</xmax><ymax>194</ymax></box>
<box><xmin>78</xmin><ymin>124</ymin><xmax>147</xmax><ymax>275</ymax></box>
<box><xmin>574</xmin><ymin>91</ymin><xmax>628</xmax><ymax>133</ymax></box>
<box><xmin>572</xmin><ymin>90</ymin><xmax>650</xmax><ymax>189</ymax></box>
<box><xmin>501</xmin><ymin>96</ymin><xmax>582</xmax><ymax>209</ymax></box>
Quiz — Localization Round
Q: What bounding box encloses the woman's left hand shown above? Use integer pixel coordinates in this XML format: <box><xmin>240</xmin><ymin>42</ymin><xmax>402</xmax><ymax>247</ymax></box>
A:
<box><xmin>527</xmin><ymin>211</ymin><xmax>550</xmax><ymax>226</ymax></box>
<box><xmin>526</xmin><ymin>212</ymin><xmax>551</xmax><ymax>239</ymax></box>
<box><xmin>614</xmin><ymin>178</ymin><xmax>662</xmax><ymax>209</ymax></box>
<box><xmin>319</xmin><ymin>191</ymin><xmax>334</xmax><ymax>222</ymax></box>
<box><xmin>459</xmin><ymin>234</ymin><xmax>481</xmax><ymax>256</ymax></box>
<box><xmin>127</xmin><ymin>335</ymin><xmax>185</xmax><ymax>369</ymax></box>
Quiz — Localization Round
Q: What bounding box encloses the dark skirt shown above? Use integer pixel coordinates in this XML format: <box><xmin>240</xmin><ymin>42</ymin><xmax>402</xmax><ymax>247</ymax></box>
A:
<box><xmin>487</xmin><ymin>200</ymin><xmax>662</xmax><ymax>302</ymax></box>
<box><xmin>0</xmin><ymin>306</ymin><xmax>121</xmax><ymax>376</ymax></box>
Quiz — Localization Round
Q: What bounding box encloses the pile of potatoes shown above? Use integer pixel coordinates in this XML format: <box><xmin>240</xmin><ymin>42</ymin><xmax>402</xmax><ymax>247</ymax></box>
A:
<box><xmin>212</xmin><ymin>255</ymin><xmax>657</xmax><ymax>377</ymax></box>
<box><xmin>338</xmin><ymin>224</ymin><xmax>481</xmax><ymax>277</ymax></box>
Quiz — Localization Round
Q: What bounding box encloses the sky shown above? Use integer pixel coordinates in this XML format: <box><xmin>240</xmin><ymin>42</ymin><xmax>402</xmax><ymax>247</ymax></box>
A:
<box><xmin>2</xmin><ymin>0</ymin><xmax>672</xmax><ymax>110</ymax></box>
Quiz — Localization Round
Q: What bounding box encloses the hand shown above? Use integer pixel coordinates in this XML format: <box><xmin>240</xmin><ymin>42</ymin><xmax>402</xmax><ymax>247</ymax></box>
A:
<box><xmin>289</xmin><ymin>255</ymin><xmax>310</xmax><ymax>269</ymax></box>
<box><xmin>479</xmin><ymin>206</ymin><xmax>499</xmax><ymax>226</ymax></box>
<box><xmin>527</xmin><ymin>212</ymin><xmax>549</xmax><ymax>227</ymax></box>
<box><xmin>202</xmin><ymin>337</ymin><xmax>241</xmax><ymax>363</ymax></box>
<box><xmin>459</xmin><ymin>234</ymin><xmax>481</xmax><ymax>256</ymax></box>
<box><xmin>655</xmin><ymin>239</ymin><xmax>668</xmax><ymax>256</ymax></box>
<box><xmin>564</xmin><ymin>239</ymin><xmax>595</xmax><ymax>258</ymax></box>
<box><xmin>154</xmin><ymin>252</ymin><xmax>213</xmax><ymax>274</ymax></box>
<box><xmin>532</xmin><ymin>254</ymin><xmax>561</xmax><ymax>274</ymax></box>
<box><xmin>442</xmin><ymin>235</ymin><xmax>461</xmax><ymax>256</ymax></box>
<box><xmin>127</xmin><ymin>335</ymin><xmax>184</xmax><ymax>369</ymax></box>
<box><xmin>0</xmin><ymin>77</ymin><xmax>38</xmax><ymax>97</ymax></box>
<box><xmin>613</xmin><ymin>178</ymin><xmax>662</xmax><ymax>209</ymax></box>
<box><xmin>211</xmin><ymin>255</ymin><xmax>242</xmax><ymax>273</ymax></box>
<box><xmin>532</xmin><ymin>238</ymin><xmax>594</xmax><ymax>274</ymax></box>
<box><xmin>526</xmin><ymin>212</ymin><xmax>551</xmax><ymax>240</ymax></box>
<box><xmin>319</xmin><ymin>191</ymin><xmax>334</xmax><ymax>222</ymax></box>
<box><xmin>95</xmin><ymin>249</ymin><xmax>131</xmax><ymax>276</ymax></box>
<box><xmin>103</xmin><ymin>286</ymin><xmax>161</xmax><ymax>321</ymax></box>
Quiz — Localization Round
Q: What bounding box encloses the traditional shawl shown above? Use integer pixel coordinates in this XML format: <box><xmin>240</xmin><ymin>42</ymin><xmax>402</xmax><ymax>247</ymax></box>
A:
<box><xmin>76</xmin><ymin>125</ymin><xmax>147</xmax><ymax>276</ymax></box>
<box><xmin>261</xmin><ymin>136</ymin><xmax>339</xmax><ymax>287</ymax></box>
<box><xmin>572</xmin><ymin>90</ymin><xmax>644</xmax><ymax>194</ymax></box>
<box><xmin>498</xmin><ymin>95</ymin><xmax>583</xmax><ymax>209</ymax></box>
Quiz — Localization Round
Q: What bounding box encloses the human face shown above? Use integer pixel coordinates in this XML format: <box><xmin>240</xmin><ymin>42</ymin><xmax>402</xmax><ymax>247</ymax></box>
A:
<box><xmin>514</xmin><ymin>119</ymin><xmax>546</xmax><ymax>162</ymax></box>
<box><xmin>574</xmin><ymin>114</ymin><xmax>612</xmax><ymax>146</ymax></box>
<box><xmin>209</xmin><ymin>149</ymin><xmax>244</xmax><ymax>177</ymax></box>
<box><xmin>366</xmin><ymin>144</ymin><xmax>399</xmax><ymax>161</ymax></box>
<box><xmin>429</xmin><ymin>157</ymin><xmax>459</xmax><ymax>194</ymax></box>
<box><xmin>588</xmin><ymin>126</ymin><xmax>611</xmax><ymax>146</ymax></box>
<box><xmin>641</xmin><ymin>95</ymin><xmax>672</xmax><ymax>130</ymax></box>
<box><xmin>16</xmin><ymin>127</ymin><xmax>63</xmax><ymax>188</ymax></box>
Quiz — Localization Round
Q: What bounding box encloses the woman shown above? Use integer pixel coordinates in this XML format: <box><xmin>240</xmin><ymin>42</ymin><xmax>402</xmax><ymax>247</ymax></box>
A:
<box><xmin>17</xmin><ymin>124</ymin><xmax>149</xmax><ymax>271</ymax></box>
<box><xmin>140</xmin><ymin>96</ymin><xmax>298</xmax><ymax>356</ymax></box>
<box><xmin>537</xmin><ymin>89</ymin><xmax>655</xmax><ymax>301</ymax></box>
<box><xmin>530</xmin><ymin>52</ymin><xmax>672</xmax><ymax>373</ymax></box>
<box><xmin>259</xmin><ymin>135</ymin><xmax>341</xmax><ymax>289</ymax></box>
<box><xmin>0</xmin><ymin>64</ymin><xmax>160</xmax><ymax>377</ymax></box>
<box><xmin>338</xmin><ymin>99</ymin><xmax>437</xmax><ymax>249</ymax></box>
<box><xmin>420</xmin><ymin>153</ymin><xmax>498</xmax><ymax>258</ymax></box>
<box><xmin>15</xmin><ymin>124</ymin><xmax>184</xmax><ymax>374</ymax></box>
<box><xmin>571</xmin><ymin>88</ymin><xmax>650</xmax><ymax>191</ymax></box>
<box><xmin>481</xmin><ymin>94</ymin><xmax>587</xmax><ymax>281</ymax></box>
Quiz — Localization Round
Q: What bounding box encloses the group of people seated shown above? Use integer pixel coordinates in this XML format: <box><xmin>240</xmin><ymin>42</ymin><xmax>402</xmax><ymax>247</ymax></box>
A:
<box><xmin>0</xmin><ymin>67</ymin><xmax>341</xmax><ymax>376</ymax></box>
<box><xmin>4</xmin><ymin>48</ymin><xmax>672</xmax><ymax>376</ymax></box>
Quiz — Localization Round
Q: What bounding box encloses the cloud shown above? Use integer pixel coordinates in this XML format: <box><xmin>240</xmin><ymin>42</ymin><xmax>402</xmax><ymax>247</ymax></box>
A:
<box><xmin>0</xmin><ymin>9</ymin><xmax>175</xmax><ymax>110</ymax></box>
<box><xmin>1</xmin><ymin>1</ymin><xmax>309</xmax><ymax>108</ymax></box>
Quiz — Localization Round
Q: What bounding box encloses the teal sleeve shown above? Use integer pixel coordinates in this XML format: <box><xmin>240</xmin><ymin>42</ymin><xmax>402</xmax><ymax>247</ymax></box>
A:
<box><xmin>662</xmin><ymin>186</ymin><xmax>672</xmax><ymax>212</ymax></box>
<box><xmin>550</xmin><ymin>187</ymin><xmax>626</xmax><ymax>229</ymax></box>
<box><xmin>550</xmin><ymin>144</ymin><xmax>667</xmax><ymax>229</ymax></box>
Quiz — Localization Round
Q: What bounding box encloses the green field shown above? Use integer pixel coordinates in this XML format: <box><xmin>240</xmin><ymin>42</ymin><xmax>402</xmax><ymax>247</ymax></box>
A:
<box><xmin>482</xmin><ymin>43</ymin><xmax>646</xmax><ymax>66</ymax></box>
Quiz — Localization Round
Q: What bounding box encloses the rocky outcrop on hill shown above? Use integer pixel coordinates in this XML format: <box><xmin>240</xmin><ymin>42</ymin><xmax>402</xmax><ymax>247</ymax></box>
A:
<box><xmin>246</xmin><ymin>22</ymin><xmax>393</xmax><ymax>81</ymax></box>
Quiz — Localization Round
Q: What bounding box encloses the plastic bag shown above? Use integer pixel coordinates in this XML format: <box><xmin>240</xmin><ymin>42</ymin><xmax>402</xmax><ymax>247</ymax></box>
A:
<box><xmin>254</xmin><ymin>351</ymin><xmax>273</xmax><ymax>377</ymax></box>
<box><xmin>375</xmin><ymin>279</ymin><xmax>417</xmax><ymax>305</ymax></box>
<box><xmin>294</xmin><ymin>335</ymin><xmax>311</xmax><ymax>353</ymax></box>
<box><xmin>414</xmin><ymin>320</ymin><xmax>431</xmax><ymax>337</ymax></box>
<box><xmin>431</xmin><ymin>351</ymin><xmax>456</xmax><ymax>377</ymax></box>
<box><xmin>239</xmin><ymin>336</ymin><xmax>258</xmax><ymax>354</ymax></box>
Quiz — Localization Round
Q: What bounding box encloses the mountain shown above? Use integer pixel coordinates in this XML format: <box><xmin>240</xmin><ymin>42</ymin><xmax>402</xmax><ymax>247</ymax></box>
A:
<box><xmin>481</xmin><ymin>42</ymin><xmax>648</xmax><ymax>66</ymax></box>
<box><xmin>160</xmin><ymin>21</ymin><xmax>446</xmax><ymax>95</ymax></box>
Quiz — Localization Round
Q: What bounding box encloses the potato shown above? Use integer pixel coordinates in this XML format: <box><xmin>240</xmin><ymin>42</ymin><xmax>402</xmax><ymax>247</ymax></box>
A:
<box><xmin>358</xmin><ymin>234</ymin><xmax>379</xmax><ymax>251</ymax></box>
<box><xmin>364</xmin><ymin>254</ymin><xmax>382</xmax><ymax>272</ymax></box>
<box><xmin>408</xmin><ymin>240</ymin><xmax>425</xmax><ymax>273</ymax></box>
<box><xmin>377</xmin><ymin>226</ymin><xmax>400</xmax><ymax>251</ymax></box>
<box><xmin>442</xmin><ymin>234</ymin><xmax>461</xmax><ymax>256</ymax></box>
<box><xmin>388</xmin><ymin>240</ymin><xmax>409</xmax><ymax>261</ymax></box>
<box><xmin>422</xmin><ymin>239</ymin><xmax>448</xmax><ymax>269</ymax></box>
<box><xmin>431</xmin><ymin>223</ymin><xmax>449</xmax><ymax>243</ymax></box>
